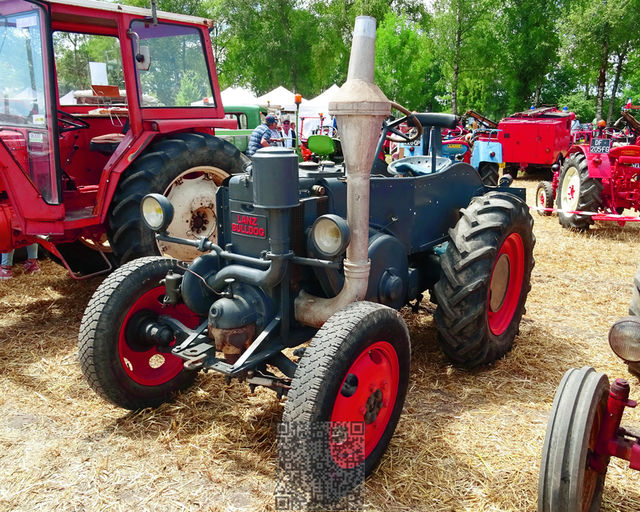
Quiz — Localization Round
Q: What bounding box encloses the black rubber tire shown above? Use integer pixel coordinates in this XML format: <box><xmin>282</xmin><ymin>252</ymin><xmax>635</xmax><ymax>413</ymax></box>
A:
<box><xmin>78</xmin><ymin>256</ymin><xmax>201</xmax><ymax>410</ymax></box>
<box><xmin>538</xmin><ymin>367</ymin><xmax>609</xmax><ymax>512</ymax></box>
<box><xmin>535</xmin><ymin>181</ymin><xmax>554</xmax><ymax>216</ymax></box>
<box><xmin>433</xmin><ymin>191</ymin><xmax>535</xmax><ymax>368</ymax></box>
<box><xmin>107</xmin><ymin>133</ymin><xmax>250</xmax><ymax>264</ymax></box>
<box><xmin>478</xmin><ymin>162</ymin><xmax>499</xmax><ymax>186</ymax></box>
<box><xmin>557</xmin><ymin>152</ymin><xmax>603</xmax><ymax>230</ymax></box>
<box><xmin>282</xmin><ymin>302</ymin><xmax>410</xmax><ymax>504</ymax></box>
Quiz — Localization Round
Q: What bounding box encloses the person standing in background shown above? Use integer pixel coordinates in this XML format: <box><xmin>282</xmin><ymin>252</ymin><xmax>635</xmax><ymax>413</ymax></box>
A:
<box><xmin>0</xmin><ymin>243</ymin><xmax>40</xmax><ymax>280</ymax></box>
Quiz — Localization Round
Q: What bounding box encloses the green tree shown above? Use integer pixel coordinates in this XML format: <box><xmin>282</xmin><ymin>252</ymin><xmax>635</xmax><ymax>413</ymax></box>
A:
<box><xmin>374</xmin><ymin>11</ymin><xmax>443</xmax><ymax>111</ymax></box>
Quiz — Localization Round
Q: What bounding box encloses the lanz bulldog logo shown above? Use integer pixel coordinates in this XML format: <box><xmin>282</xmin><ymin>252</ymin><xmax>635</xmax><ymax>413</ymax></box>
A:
<box><xmin>231</xmin><ymin>212</ymin><xmax>267</xmax><ymax>238</ymax></box>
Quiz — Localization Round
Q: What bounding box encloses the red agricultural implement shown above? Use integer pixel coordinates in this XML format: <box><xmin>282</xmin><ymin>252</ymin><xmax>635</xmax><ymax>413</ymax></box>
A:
<box><xmin>539</xmin><ymin>265</ymin><xmax>640</xmax><ymax>511</ymax></box>
<box><xmin>0</xmin><ymin>0</ymin><xmax>248</xmax><ymax>277</ymax></box>
<box><xmin>497</xmin><ymin>107</ymin><xmax>574</xmax><ymax>176</ymax></box>
<box><xmin>534</xmin><ymin>115</ymin><xmax>640</xmax><ymax>229</ymax></box>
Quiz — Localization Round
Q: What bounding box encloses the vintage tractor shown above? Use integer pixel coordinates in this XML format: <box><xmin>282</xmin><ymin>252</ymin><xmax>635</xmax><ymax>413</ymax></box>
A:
<box><xmin>538</xmin><ymin>265</ymin><xmax>640</xmax><ymax>511</ymax></box>
<box><xmin>498</xmin><ymin>107</ymin><xmax>574</xmax><ymax>176</ymax></box>
<box><xmin>386</xmin><ymin>109</ymin><xmax>502</xmax><ymax>186</ymax></box>
<box><xmin>78</xmin><ymin>16</ymin><xmax>535</xmax><ymax>503</ymax></box>
<box><xmin>0</xmin><ymin>0</ymin><xmax>248</xmax><ymax>277</ymax></box>
<box><xmin>534</xmin><ymin>117</ymin><xmax>640</xmax><ymax>229</ymax></box>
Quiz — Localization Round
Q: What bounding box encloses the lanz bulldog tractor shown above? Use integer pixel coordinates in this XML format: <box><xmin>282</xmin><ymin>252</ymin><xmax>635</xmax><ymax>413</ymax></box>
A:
<box><xmin>539</xmin><ymin>265</ymin><xmax>640</xmax><ymax>511</ymax></box>
<box><xmin>0</xmin><ymin>0</ymin><xmax>247</xmax><ymax>277</ymax></box>
<box><xmin>79</xmin><ymin>17</ymin><xmax>535</xmax><ymax>500</ymax></box>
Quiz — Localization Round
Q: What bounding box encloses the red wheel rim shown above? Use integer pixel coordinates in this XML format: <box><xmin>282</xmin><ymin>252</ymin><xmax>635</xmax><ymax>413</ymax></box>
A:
<box><xmin>329</xmin><ymin>341</ymin><xmax>400</xmax><ymax>469</ymax></box>
<box><xmin>487</xmin><ymin>233</ymin><xmax>525</xmax><ymax>335</ymax></box>
<box><xmin>119</xmin><ymin>286</ymin><xmax>200</xmax><ymax>386</ymax></box>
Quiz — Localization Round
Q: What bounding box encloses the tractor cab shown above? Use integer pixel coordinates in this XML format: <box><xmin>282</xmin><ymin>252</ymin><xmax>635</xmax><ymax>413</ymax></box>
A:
<box><xmin>0</xmin><ymin>0</ymin><xmax>245</xmax><ymax>275</ymax></box>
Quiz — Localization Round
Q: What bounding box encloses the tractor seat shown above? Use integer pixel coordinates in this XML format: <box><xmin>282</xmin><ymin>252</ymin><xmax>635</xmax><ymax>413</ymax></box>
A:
<box><xmin>90</xmin><ymin>133</ymin><xmax>125</xmax><ymax>155</ymax></box>
<box><xmin>307</xmin><ymin>134</ymin><xmax>335</xmax><ymax>158</ymax></box>
<box><xmin>388</xmin><ymin>155</ymin><xmax>451</xmax><ymax>177</ymax></box>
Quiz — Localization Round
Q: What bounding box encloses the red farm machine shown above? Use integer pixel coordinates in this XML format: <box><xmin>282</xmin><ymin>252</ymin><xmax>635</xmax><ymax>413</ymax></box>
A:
<box><xmin>534</xmin><ymin>111</ymin><xmax>640</xmax><ymax>229</ymax></box>
<box><xmin>497</xmin><ymin>107</ymin><xmax>574</xmax><ymax>176</ymax></box>
<box><xmin>539</xmin><ymin>265</ymin><xmax>640</xmax><ymax>511</ymax></box>
<box><xmin>0</xmin><ymin>0</ymin><xmax>248</xmax><ymax>277</ymax></box>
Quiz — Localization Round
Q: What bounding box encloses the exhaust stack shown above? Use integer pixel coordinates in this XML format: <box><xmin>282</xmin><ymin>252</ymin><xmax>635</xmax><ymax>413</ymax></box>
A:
<box><xmin>295</xmin><ymin>16</ymin><xmax>391</xmax><ymax>327</ymax></box>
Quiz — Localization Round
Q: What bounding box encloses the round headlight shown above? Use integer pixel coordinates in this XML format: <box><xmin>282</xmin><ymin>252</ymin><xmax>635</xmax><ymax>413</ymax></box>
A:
<box><xmin>609</xmin><ymin>316</ymin><xmax>640</xmax><ymax>362</ymax></box>
<box><xmin>141</xmin><ymin>194</ymin><xmax>174</xmax><ymax>232</ymax></box>
<box><xmin>310</xmin><ymin>214</ymin><xmax>350</xmax><ymax>258</ymax></box>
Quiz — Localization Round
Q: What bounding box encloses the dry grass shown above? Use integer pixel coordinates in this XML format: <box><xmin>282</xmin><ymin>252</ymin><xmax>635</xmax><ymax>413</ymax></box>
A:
<box><xmin>2</xmin><ymin>174</ymin><xmax>640</xmax><ymax>511</ymax></box>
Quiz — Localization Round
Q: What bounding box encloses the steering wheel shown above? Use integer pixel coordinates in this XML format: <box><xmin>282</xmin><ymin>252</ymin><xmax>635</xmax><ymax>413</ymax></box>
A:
<box><xmin>383</xmin><ymin>102</ymin><xmax>423</xmax><ymax>143</ymax></box>
<box><xmin>58</xmin><ymin>109</ymin><xmax>90</xmax><ymax>133</ymax></box>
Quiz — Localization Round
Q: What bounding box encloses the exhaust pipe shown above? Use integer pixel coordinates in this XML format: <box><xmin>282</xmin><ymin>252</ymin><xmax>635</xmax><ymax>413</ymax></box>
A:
<box><xmin>295</xmin><ymin>16</ymin><xmax>391</xmax><ymax>328</ymax></box>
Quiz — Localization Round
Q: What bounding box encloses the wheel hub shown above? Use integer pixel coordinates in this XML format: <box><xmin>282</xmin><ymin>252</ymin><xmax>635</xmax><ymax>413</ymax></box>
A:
<box><xmin>364</xmin><ymin>388</ymin><xmax>384</xmax><ymax>424</ymax></box>
<box><xmin>489</xmin><ymin>254</ymin><xmax>510</xmax><ymax>312</ymax></box>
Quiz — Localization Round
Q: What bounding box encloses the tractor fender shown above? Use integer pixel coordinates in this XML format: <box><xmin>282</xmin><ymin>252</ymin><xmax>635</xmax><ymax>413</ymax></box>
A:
<box><xmin>470</xmin><ymin>140</ymin><xmax>502</xmax><ymax>168</ymax></box>
<box><xmin>564</xmin><ymin>145</ymin><xmax>611</xmax><ymax>179</ymax></box>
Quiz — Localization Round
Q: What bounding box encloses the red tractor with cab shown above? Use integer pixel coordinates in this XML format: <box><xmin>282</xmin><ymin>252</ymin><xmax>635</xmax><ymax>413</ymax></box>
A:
<box><xmin>0</xmin><ymin>0</ymin><xmax>248</xmax><ymax>277</ymax></box>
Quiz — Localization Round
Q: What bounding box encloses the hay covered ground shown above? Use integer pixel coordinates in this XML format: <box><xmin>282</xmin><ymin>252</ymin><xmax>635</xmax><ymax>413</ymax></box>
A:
<box><xmin>1</xmin><ymin>175</ymin><xmax>640</xmax><ymax>512</ymax></box>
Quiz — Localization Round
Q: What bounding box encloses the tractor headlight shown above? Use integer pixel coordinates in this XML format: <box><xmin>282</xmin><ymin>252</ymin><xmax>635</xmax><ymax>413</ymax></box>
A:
<box><xmin>609</xmin><ymin>316</ymin><xmax>640</xmax><ymax>362</ymax></box>
<box><xmin>141</xmin><ymin>194</ymin><xmax>174</xmax><ymax>232</ymax></box>
<box><xmin>310</xmin><ymin>214</ymin><xmax>350</xmax><ymax>258</ymax></box>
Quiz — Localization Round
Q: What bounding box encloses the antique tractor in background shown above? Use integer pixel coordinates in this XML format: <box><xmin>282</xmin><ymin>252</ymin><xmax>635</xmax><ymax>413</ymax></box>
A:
<box><xmin>539</xmin><ymin>265</ymin><xmax>640</xmax><ymax>511</ymax></box>
<box><xmin>387</xmin><ymin>108</ymin><xmax>502</xmax><ymax>186</ymax></box>
<box><xmin>79</xmin><ymin>16</ymin><xmax>535</xmax><ymax>504</ymax></box>
<box><xmin>534</xmin><ymin>116</ymin><xmax>640</xmax><ymax>229</ymax></box>
<box><xmin>0</xmin><ymin>0</ymin><xmax>247</xmax><ymax>277</ymax></box>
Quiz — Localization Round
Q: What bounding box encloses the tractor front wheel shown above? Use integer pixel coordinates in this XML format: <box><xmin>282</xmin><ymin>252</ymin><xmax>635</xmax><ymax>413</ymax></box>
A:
<box><xmin>535</xmin><ymin>181</ymin><xmax>554</xmax><ymax>216</ymax></box>
<box><xmin>478</xmin><ymin>162</ymin><xmax>499</xmax><ymax>186</ymax></box>
<box><xmin>557</xmin><ymin>152</ymin><xmax>603</xmax><ymax>230</ymax></box>
<box><xmin>108</xmin><ymin>133</ymin><xmax>249</xmax><ymax>264</ymax></box>
<box><xmin>282</xmin><ymin>302</ymin><xmax>410</xmax><ymax>505</ymax></box>
<box><xmin>78</xmin><ymin>256</ymin><xmax>202</xmax><ymax>409</ymax></box>
<box><xmin>433</xmin><ymin>191</ymin><xmax>535</xmax><ymax>368</ymax></box>
<box><xmin>538</xmin><ymin>367</ymin><xmax>609</xmax><ymax>512</ymax></box>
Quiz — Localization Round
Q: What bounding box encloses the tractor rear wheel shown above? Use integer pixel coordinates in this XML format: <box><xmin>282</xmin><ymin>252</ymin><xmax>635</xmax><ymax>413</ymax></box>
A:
<box><xmin>108</xmin><ymin>133</ymin><xmax>249</xmax><ymax>264</ymax></box>
<box><xmin>478</xmin><ymin>162</ymin><xmax>499</xmax><ymax>186</ymax></box>
<box><xmin>433</xmin><ymin>191</ymin><xmax>535</xmax><ymax>368</ymax></box>
<box><xmin>538</xmin><ymin>367</ymin><xmax>609</xmax><ymax>512</ymax></box>
<box><xmin>282</xmin><ymin>302</ymin><xmax>410</xmax><ymax>506</ymax></box>
<box><xmin>535</xmin><ymin>181</ymin><xmax>554</xmax><ymax>216</ymax></box>
<box><xmin>557</xmin><ymin>153</ymin><xmax>602</xmax><ymax>230</ymax></box>
<box><xmin>78</xmin><ymin>256</ymin><xmax>202</xmax><ymax>410</ymax></box>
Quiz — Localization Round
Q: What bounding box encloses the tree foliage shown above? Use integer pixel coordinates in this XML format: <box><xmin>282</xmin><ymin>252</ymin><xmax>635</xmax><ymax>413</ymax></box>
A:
<box><xmin>80</xmin><ymin>0</ymin><xmax>640</xmax><ymax>120</ymax></box>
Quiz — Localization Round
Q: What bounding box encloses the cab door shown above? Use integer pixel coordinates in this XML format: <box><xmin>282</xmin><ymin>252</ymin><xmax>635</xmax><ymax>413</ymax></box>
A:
<box><xmin>0</xmin><ymin>0</ymin><xmax>61</xmax><ymax>204</ymax></box>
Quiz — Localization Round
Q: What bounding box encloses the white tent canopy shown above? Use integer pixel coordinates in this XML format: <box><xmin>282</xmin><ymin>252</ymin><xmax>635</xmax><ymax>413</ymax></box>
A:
<box><xmin>255</xmin><ymin>86</ymin><xmax>306</xmax><ymax>111</ymax></box>
<box><xmin>220</xmin><ymin>86</ymin><xmax>259</xmax><ymax>105</ymax></box>
<box><xmin>306</xmin><ymin>84</ymin><xmax>339</xmax><ymax>111</ymax></box>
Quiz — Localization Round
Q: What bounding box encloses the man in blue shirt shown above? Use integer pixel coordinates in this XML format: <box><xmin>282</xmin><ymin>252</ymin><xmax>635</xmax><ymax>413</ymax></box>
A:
<box><xmin>247</xmin><ymin>115</ymin><xmax>281</xmax><ymax>156</ymax></box>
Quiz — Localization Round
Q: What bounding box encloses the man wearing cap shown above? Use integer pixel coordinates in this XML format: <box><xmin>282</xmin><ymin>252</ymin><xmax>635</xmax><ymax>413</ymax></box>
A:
<box><xmin>247</xmin><ymin>115</ymin><xmax>282</xmax><ymax>156</ymax></box>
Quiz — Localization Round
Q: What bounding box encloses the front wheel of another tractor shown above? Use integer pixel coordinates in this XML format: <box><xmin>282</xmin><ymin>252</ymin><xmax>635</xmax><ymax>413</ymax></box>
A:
<box><xmin>281</xmin><ymin>302</ymin><xmax>410</xmax><ymax>508</ymax></box>
<box><xmin>108</xmin><ymin>133</ymin><xmax>250</xmax><ymax>264</ymax></box>
<box><xmin>433</xmin><ymin>191</ymin><xmax>535</xmax><ymax>368</ymax></box>
<box><xmin>557</xmin><ymin>152</ymin><xmax>603</xmax><ymax>230</ymax></box>
<box><xmin>78</xmin><ymin>256</ymin><xmax>202</xmax><ymax>410</ymax></box>
<box><xmin>478</xmin><ymin>162</ymin><xmax>499</xmax><ymax>186</ymax></box>
<box><xmin>538</xmin><ymin>367</ymin><xmax>610</xmax><ymax>512</ymax></box>
<box><xmin>535</xmin><ymin>181</ymin><xmax>554</xmax><ymax>216</ymax></box>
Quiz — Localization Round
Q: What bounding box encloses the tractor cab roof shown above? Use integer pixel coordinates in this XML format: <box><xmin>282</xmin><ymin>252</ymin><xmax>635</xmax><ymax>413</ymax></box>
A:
<box><xmin>43</xmin><ymin>0</ymin><xmax>214</xmax><ymax>28</ymax></box>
